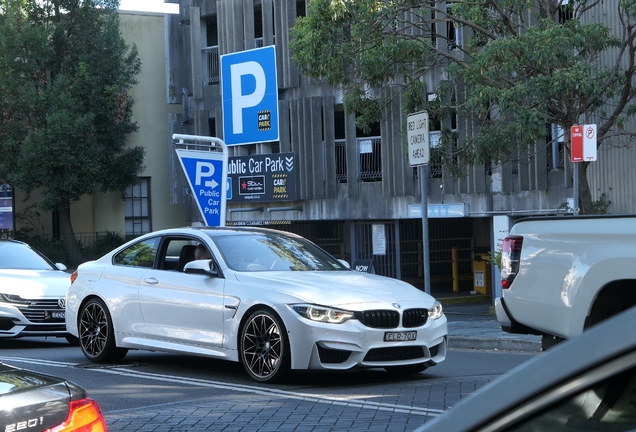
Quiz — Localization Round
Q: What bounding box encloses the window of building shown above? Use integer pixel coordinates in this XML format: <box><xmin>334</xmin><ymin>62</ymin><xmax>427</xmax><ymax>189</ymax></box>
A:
<box><xmin>296</xmin><ymin>0</ymin><xmax>306</xmax><ymax>18</ymax></box>
<box><xmin>125</xmin><ymin>178</ymin><xmax>151</xmax><ymax>239</ymax></box>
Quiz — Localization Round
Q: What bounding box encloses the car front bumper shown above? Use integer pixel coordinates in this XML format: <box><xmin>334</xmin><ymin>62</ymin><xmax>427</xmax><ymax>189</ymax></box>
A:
<box><xmin>283</xmin><ymin>308</ymin><xmax>448</xmax><ymax>371</ymax></box>
<box><xmin>0</xmin><ymin>305</ymin><xmax>68</xmax><ymax>338</ymax></box>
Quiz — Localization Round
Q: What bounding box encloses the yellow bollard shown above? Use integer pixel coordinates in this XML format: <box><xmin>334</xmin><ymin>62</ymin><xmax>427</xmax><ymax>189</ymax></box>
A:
<box><xmin>452</xmin><ymin>246</ymin><xmax>459</xmax><ymax>292</ymax></box>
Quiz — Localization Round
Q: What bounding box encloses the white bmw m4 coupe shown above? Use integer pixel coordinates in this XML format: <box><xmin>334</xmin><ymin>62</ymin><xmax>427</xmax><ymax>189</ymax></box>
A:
<box><xmin>66</xmin><ymin>227</ymin><xmax>447</xmax><ymax>383</ymax></box>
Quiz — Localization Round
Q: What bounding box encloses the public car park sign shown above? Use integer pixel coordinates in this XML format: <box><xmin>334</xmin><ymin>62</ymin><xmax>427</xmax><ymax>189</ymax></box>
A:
<box><xmin>221</xmin><ymin>46</ymin><xmax>279</xmax><ymax>146</ymax></box>
<box><xmin>227</xmin><ymin>152</ymin><xmax>296</xmax><ymax>202</ymax></box>
<box><xmin>176</xmin><ymin>148</ymin><xmax>227</xmax><ymax>226</ymax></box>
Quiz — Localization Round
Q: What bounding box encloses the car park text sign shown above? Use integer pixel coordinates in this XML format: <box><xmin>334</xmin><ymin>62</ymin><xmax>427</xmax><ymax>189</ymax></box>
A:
<box><xmin>227</xmin><ymin>152</ymin><xmax>296</xmax><ymax>202</ymax></box>
<box><xmin>407</xmin><ymin>111</ymin><xmax>430</xmax><ymax>166</ymax></box>
<box><xmin>221</xmin><ymin>46</ymin><xmax>279</xmax><ymax>146</ymax></box>
<box><xmin>176</xmin><ymin>149</ymin><xmax>227</xmax><ymax>226</ymax></box>
<box><xmin>571</xmin><ymin>124</ymin><xmax>597</xmax><ymax>162</ymax></box>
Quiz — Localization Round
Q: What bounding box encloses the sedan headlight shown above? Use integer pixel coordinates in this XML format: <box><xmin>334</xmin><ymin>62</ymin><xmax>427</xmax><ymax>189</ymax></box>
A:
<box><xmin>428</xmin><ymin>301</ymin><xmax>443</xmax><ymax>320</ymax></box>
<box><xmin>290</xmin><ymin>304</ymin><xmax>354</xmax><ymax>324</ymax></box>
<box><xmin>0</xmin><ymin>294</ymin><xmax>25</xmax><ymax>304</ymax></box>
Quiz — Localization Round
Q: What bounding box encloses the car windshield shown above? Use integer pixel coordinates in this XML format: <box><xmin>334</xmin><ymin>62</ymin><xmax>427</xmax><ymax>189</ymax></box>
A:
<box><xmin>0</xmin><ymin>242</ymin><xmax>57</xmax><ymax>270</ymax></box>
<box><xmin>211</xmin><ymin>232</ymin><xmax>348</xmax><ymax>272</ymax></box>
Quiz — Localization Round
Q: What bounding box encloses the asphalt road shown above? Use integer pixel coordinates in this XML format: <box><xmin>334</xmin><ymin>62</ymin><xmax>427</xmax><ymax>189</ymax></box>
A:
<box><xmin>0</xmin><ymin>333</ymin><xmax>535</xmax><ymax>432</ymax></box>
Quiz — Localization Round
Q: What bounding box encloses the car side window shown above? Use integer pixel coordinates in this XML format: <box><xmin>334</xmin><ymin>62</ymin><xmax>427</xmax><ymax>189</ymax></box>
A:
<box><xmin>114</xmin><ymin>237</ymin><xmax>160</xmax><ymax>268</ymax></box>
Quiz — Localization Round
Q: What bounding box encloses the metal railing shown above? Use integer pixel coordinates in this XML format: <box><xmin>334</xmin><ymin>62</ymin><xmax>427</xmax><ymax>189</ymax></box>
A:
<box><xmin>335</xmin><ymin>140</ymin><xmax>347</xmax><ymax>182</ymax></box>
<box><xmin>358</xmin><ymin>137</ymin><xmax>382</xmax><ymax>181</ymax></box>
<box><xmin>334</xmin><ymin>137</ymin><xmax>383</xmax><ymax>182</ymax></box>
<box><xmin>13</xmin><ymin>231</ymin><xmax>128</xmax><ymax>269</ymax></box>
<box><xmin>202</xmin><ymin>46</ymin><xmax>220</xmax><ymax>84</ymax></box>
<box><xmin>202</xmin><ymin>38</ymin><xmax>273</xmax><ymax>85</ymax></box>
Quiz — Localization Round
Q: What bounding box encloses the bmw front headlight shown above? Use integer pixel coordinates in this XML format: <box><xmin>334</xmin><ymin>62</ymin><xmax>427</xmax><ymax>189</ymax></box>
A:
<box><xmin>428</xmin><ymin>301</ymin><xmax>443</xmax><ymax>320</ymax></box>
<box><xmin>290</xmin><ymin>304</ymin><xmax>354</xmax><ymax>324</ymax></box>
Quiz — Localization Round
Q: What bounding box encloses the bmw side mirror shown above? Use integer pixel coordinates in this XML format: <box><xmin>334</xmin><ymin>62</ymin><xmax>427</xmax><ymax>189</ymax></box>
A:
<box><xmin>184</xmin><ymin>259</ymin><xmax>218</xmax><ymax>276</ymax></box>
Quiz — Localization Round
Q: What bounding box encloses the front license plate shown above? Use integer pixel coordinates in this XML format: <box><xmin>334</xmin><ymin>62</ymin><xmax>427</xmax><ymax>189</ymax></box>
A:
<box><xmin>384</xmin><ymin>331</ymin><xmax>417</xmax><ymax>342</ymax></box>
<box><xmin>52</xmin><ymin>311</ymin><xmax>65</xmax><ymax>319</ymax></box>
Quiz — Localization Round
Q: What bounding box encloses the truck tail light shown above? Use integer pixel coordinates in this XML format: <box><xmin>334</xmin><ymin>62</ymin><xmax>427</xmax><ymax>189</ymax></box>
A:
<box><xmin>45</xmin><ymin>398</ymin><xmax>107</xmax><ymax>432</ymax></box>
<box><xmin>501</xmin><ymin>235</ymin><xmax>523</xmax><ymax>289</ymax></box>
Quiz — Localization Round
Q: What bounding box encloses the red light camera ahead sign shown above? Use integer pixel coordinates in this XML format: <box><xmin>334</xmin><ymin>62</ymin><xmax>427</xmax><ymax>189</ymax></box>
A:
<box><xmin>571</xmin><ymin>124</ymin><xmax>597</xmax><ymax>162</ymax></box>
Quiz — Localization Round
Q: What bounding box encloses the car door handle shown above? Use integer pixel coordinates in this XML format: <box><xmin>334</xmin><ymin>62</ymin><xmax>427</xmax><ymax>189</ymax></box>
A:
<box><xmin>143</xmin><ymin>277</ymin><xmax>159</xmax><ymax>285</ymax></box>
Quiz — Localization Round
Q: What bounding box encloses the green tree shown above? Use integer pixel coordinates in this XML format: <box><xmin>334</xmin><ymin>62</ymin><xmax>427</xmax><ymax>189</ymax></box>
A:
<box><xmin>290</xmin><ymin>0</ymin><xmax>636</xmax><ymax>214</ymax></box>
<box><xmin>0</xmin><ymin>0</ymin><xmax>143</xmax><ymax>264</ymax></box>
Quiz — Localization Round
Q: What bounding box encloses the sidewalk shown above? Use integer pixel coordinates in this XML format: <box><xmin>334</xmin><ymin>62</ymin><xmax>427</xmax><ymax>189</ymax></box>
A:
<box><xmin>437</xmin><ymin>292</ymin><xmax>542</xmax><ymax>353</ymax></box>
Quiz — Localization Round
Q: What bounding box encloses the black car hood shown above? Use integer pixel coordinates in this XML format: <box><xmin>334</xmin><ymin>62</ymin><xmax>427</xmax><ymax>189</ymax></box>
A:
<box><xmin>0</xmin><ymin>362</ymin><xmax>86</xmax><ymax>431</ymax></box>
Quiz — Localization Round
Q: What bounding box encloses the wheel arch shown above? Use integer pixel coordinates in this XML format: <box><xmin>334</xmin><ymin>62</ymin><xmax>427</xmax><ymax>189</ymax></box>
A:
<box><xmin>585</xmin><ymin>279</ymin><xmax>636</xmax><ymax>329</ymax></box>
<box><xmin>76</xmin><ymin>294</ymin><xmax>115</xmax><ymax>331</ymax></box>
<box><xmin>236</xmin><ymin>304</ymin><xmax>289</xmax><ymax>364</ymax></box>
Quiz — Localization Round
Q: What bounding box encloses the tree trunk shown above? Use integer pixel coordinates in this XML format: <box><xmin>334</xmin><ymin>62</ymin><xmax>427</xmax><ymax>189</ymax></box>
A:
<box><xmin>57</xmin><ymin>206</ymin><xmax>85</xmax><ymax>268</ymax></box>
<box><xmin>577</xmin><ymin>162</ymin><xmax>595</xmax><ymax>215</ymax></box>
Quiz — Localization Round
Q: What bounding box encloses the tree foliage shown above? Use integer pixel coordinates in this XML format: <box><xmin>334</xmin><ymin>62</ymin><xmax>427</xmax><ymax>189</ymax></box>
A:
<box><xmin>291</xmin><ymin>0</ymin><xmax>636</xmax><ymax>214</ymax></box>
<box><xmin>0</xmin><ymin>0</ymin><xmax>143</xmax><ymax>213</ymax></box>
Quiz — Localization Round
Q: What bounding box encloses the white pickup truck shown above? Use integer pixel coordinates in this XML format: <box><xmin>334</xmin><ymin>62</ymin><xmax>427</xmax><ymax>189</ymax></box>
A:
<box><xmin>495</xmin><ymin>215</ymin><xmax>636</xmax><ymax>350</ymax></box>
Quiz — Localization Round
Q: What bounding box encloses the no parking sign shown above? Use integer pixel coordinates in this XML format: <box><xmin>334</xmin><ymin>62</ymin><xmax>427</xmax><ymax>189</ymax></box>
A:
<box><xmin>571</xmin><ymin>125</ymin><xmax>597</xmax><ymax>162</ymax></box>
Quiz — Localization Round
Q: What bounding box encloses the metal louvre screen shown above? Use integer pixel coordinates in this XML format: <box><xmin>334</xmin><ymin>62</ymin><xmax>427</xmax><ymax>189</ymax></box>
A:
<box><xmin>354</xmin><ymin>222</ymin><xmax>397</xmax><ymax>279</ymax></box>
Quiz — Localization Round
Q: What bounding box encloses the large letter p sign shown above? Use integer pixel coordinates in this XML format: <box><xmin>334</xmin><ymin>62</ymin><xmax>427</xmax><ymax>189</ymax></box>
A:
<box><xmin>230</xmin><ymin>62</ymin><xmax>265</xmax><ymax>135</ymax></box>
<box><xmin>221</xmin><ymin>46</ymin><xmax>279</xmax><ymax>146</ymax></box>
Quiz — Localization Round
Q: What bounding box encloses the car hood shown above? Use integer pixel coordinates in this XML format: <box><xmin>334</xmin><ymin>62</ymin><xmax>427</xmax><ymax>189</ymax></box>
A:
<box><xmin>233</xmin><ymin>270</ymin><xmax>436</xmax><ymax>308</ymax></box>
<box><xmin>0</xmin><ymin>269</ymin><xmax>70</xmax><ymax>297</ymax></box>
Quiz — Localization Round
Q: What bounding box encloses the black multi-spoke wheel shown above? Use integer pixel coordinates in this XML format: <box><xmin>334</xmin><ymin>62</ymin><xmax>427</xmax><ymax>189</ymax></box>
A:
<box><xmin>79</xmin><ymin>298</ymin><xmax>128</xmax><ymax>363</ymax></box>
<box><xmin>240</xmin><ymin>310</ymin><xmax>290</xmax><ymax>383</ymax></box>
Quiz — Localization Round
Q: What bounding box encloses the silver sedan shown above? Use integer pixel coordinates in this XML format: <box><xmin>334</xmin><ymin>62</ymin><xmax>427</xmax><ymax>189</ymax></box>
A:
<box><xmin>0</xmin><ymin>240</ymin><xmax>72</xmax><ymax>342</ymax></box>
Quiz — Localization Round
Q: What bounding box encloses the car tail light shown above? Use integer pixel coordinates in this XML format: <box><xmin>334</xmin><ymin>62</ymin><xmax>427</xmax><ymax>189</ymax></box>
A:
<box><xmin>45</xmin><ymin>398</ymin><xmax>107</xmax><ymax>432</ymax></box>
<box><xmin>70</xmin><ymin>270</ymin><xmax>78</xmax><ymax>284</ymax></box>
<box><xmin>501</xmin><ymin>235</ymin><xmax>523</xmax><ymax>289</ymax></box>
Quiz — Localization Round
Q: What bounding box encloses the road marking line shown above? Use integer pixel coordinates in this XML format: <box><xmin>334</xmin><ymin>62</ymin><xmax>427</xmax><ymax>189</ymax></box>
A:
<box><xmin>1</xmin><ymin>356</ymin><xmax>444</xmax><ymax>416</ymax></box>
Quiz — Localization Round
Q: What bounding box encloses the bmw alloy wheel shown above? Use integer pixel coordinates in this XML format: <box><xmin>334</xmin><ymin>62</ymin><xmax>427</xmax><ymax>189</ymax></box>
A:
<box><xmin>79</xmin><ymin>299</ymin><xmax>127</xmax><ymax>363</ymax></box>
<box><xmin>240</xmin><ymin>310</ymin><xmax>290</xmax><ymax>383</ymax></box>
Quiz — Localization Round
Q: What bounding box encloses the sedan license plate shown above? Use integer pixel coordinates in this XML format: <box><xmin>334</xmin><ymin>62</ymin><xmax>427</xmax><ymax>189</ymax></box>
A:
<box><xmin>52</xmin><ymin>311</ymin><xmax>65</xmax><ymax>319</ymax></box>
<box><xmin>384</xmin><ymin>331</ymin><xmax>417</xmax><ymax>342</ymax></box>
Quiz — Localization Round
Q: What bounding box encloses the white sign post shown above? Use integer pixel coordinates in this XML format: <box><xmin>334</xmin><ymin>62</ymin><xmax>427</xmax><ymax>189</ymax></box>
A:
<box><xmin>570</xmin><ymin>124</ymin><xmax>597</xmax><ymax>215</ymax></box>
<box><xmin>407</xmin><ymin>111</ymin><xmax>431</xmax><ymax>294</ymax></box>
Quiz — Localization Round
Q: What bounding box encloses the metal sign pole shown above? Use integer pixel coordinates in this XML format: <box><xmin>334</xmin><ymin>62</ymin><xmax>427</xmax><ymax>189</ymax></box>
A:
<box><xmin>420</xmin><ymin>165</ymin><xmax>431</xmax><ymax>295</ymax></box>
<box><xmin>407</xmin><ymin>110</ymin><xmax>430</xmax><ymax>294</ymax></box>
<box><xmin>573</xmin><ymin>162</ymin><xmax>579</xmax><ymax>215</ymax></box>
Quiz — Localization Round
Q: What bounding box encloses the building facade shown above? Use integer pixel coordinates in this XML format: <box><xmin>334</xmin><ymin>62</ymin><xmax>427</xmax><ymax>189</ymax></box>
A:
<box><xmin>11</xmin><ymin>2</ymin><xmax>635</xmax><ymax>299</ymax></box>
<box><xmin>164</xmin><ymin>0</ymin><xmax>636</xmax><ymax>297</ymax></box>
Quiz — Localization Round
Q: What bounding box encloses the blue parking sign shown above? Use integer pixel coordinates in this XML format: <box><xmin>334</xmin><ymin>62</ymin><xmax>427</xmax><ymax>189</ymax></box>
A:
<box><xmin>176</xmin><ymin>149</ymin><xmax>227</xmax><ymax>226</ymax></box>
<box><xmin>221</xmin><ymin>46</ymin><xmax>279</xmax><ymax>145</ymax></box>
